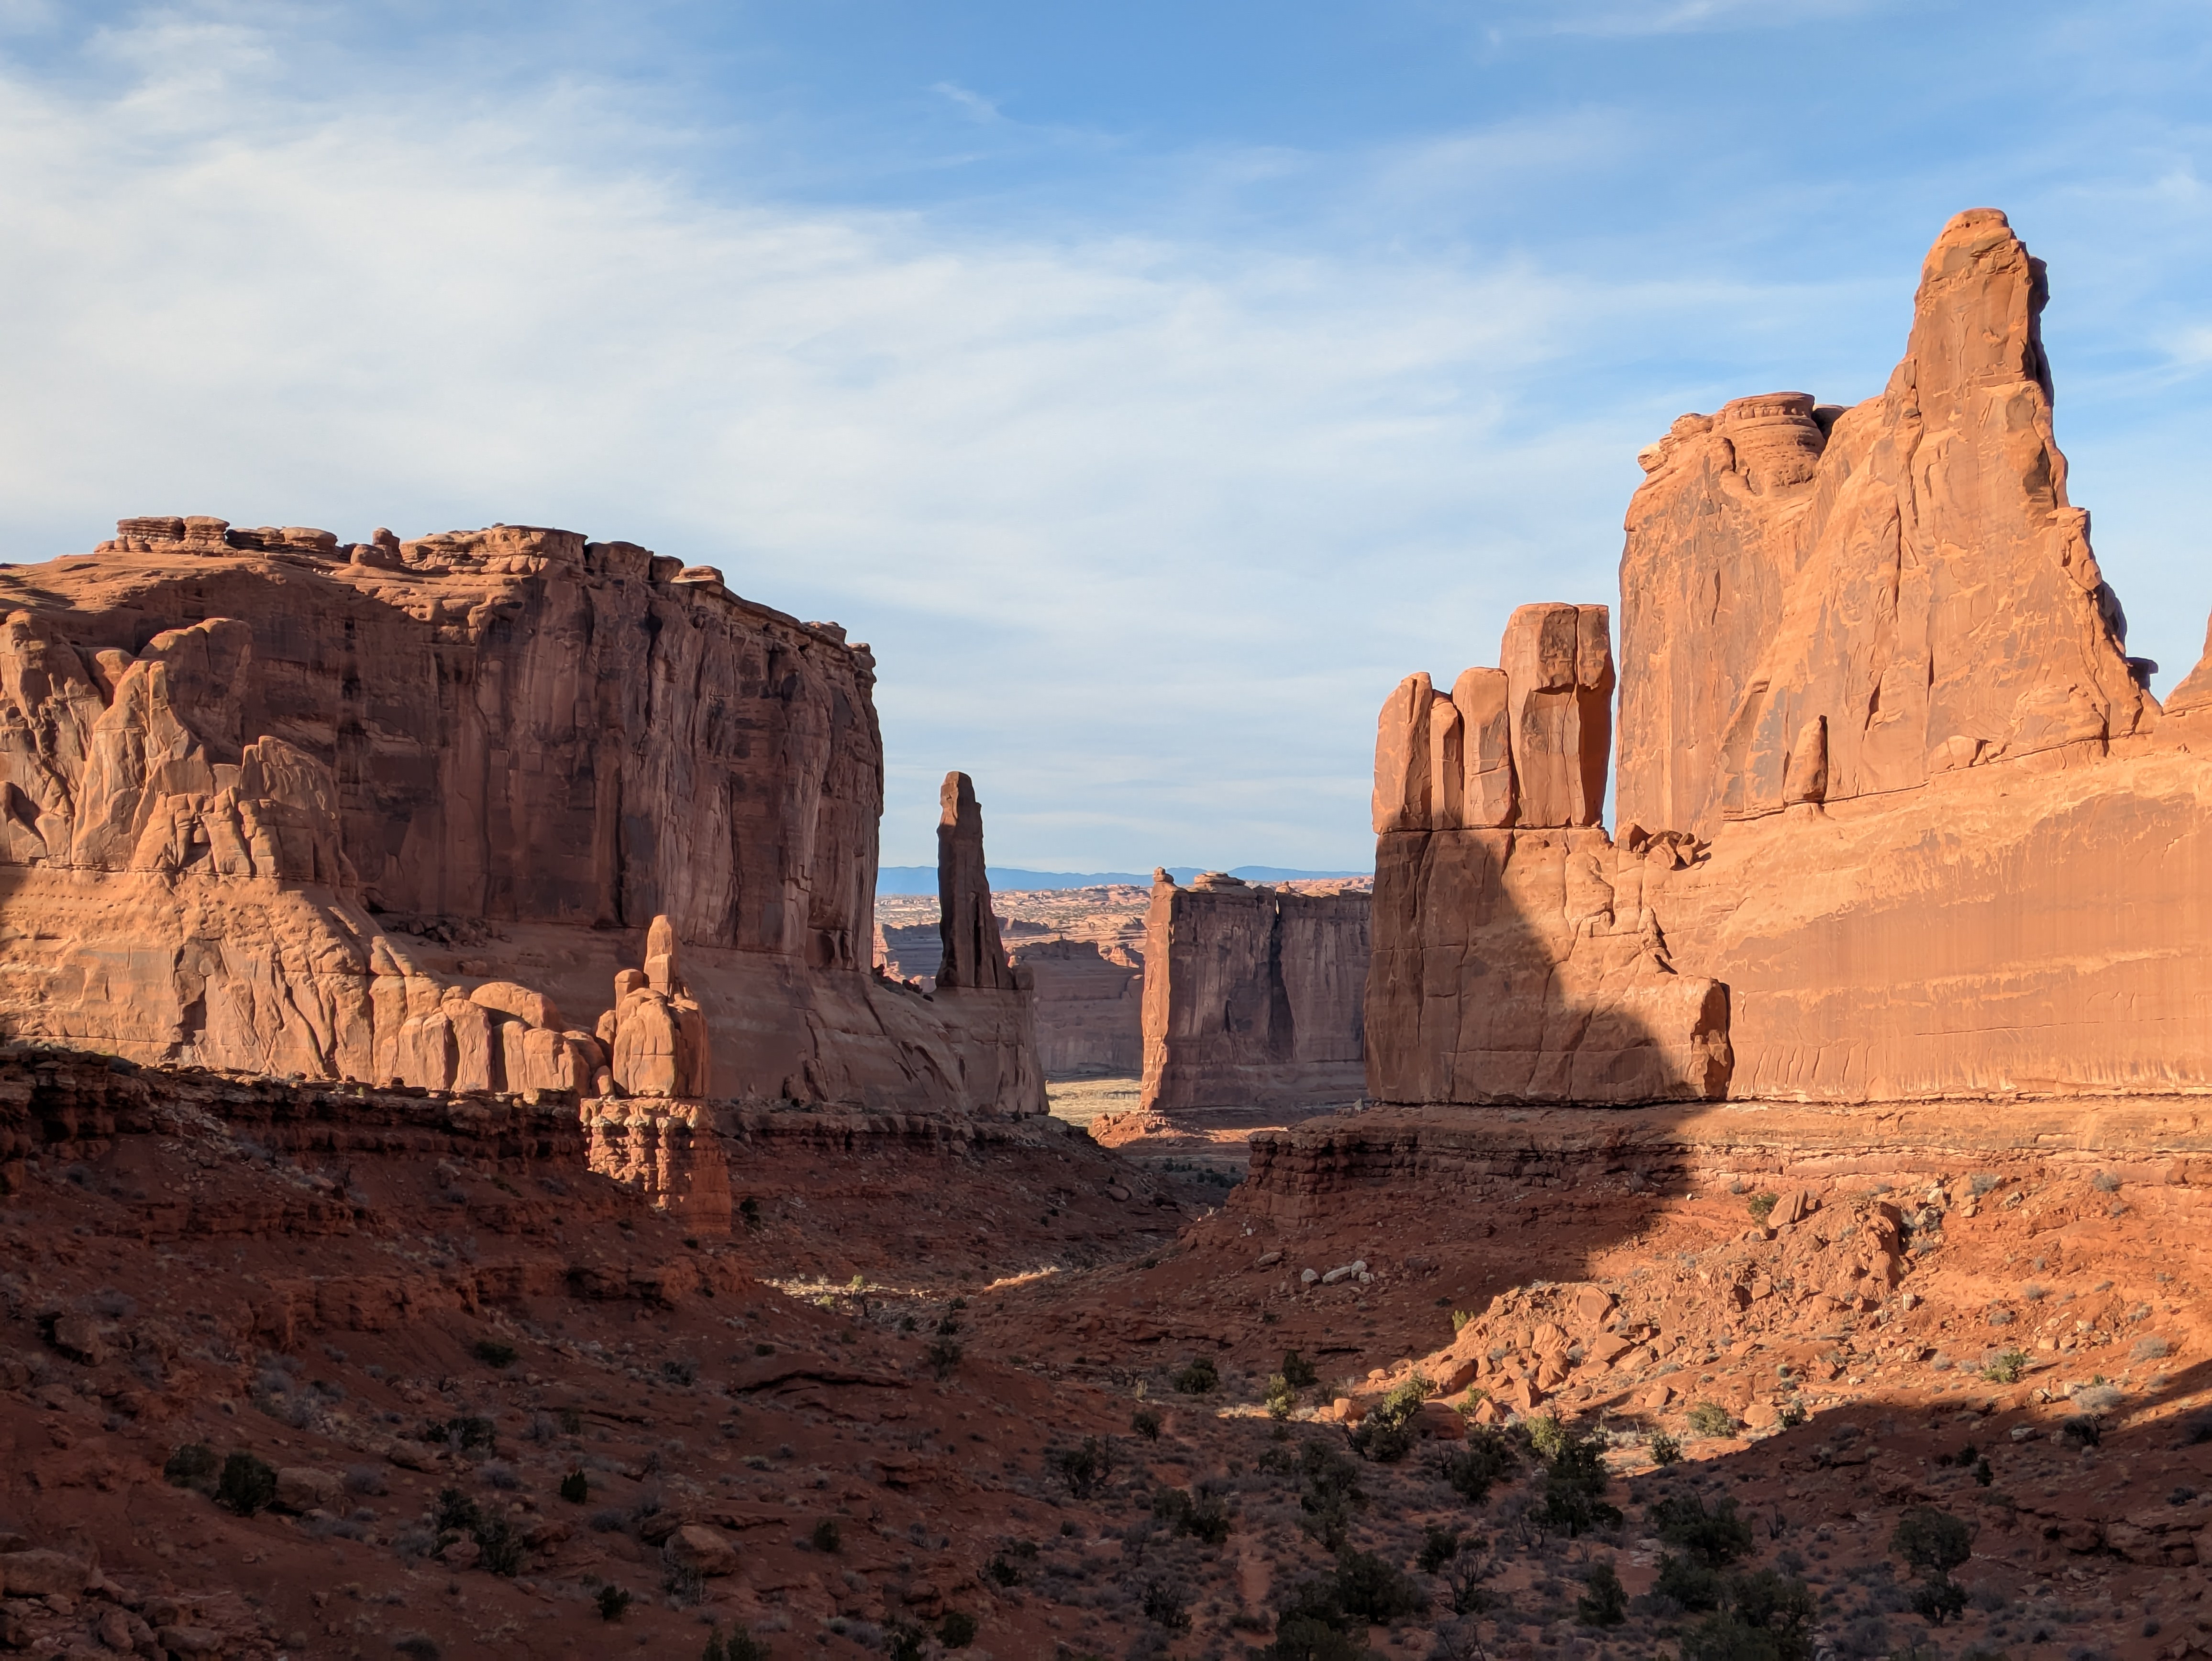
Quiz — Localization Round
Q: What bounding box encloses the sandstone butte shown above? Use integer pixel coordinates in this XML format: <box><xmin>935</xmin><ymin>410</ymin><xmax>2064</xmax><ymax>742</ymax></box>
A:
<box><xmin>0</xmin><ymin>209</ymin><xmax>2209</xmax><ymax>1661</ymax></box>
<box><xmin>1369</xmin><ymin>206</ymin><xmax>2212</xmax><ymax>1109</ymax></box>
<box><xmin>0</xmin><ymin>521</ymin><xmax>1041</xmax><ymax>1116</ymax></box>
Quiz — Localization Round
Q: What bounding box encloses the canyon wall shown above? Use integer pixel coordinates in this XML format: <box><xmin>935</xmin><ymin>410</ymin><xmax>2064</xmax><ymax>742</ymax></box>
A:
<box><xmin>1368</xmin><ymin>208</ymin><xmax>2212</xmax><ymax>1107</ymax></box>
<box><xmin>1011</xmin><ymin>939</ymin><xmax>1144</xmax><ymax>1077</ymax></box>
<box><xmin>1139</xmin><ymin>871</ymin><xmax>1368</xmax><ymax>1113</ymax></box>
<box><xmin>0</xmin><ymin>522</ymin><xmax>1040</xmax><ymax>1113</ymax></box>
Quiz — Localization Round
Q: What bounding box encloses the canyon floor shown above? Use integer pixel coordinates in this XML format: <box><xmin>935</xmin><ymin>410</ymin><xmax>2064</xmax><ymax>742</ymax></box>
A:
<box><xmin>2</xmin><ymin>1057</ymin><xmax>2207</xmax><ymax>1661</ymax></box>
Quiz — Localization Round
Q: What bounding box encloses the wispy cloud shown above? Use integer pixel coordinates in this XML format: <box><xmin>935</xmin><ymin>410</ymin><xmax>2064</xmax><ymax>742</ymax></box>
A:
<box><xmin>931</xmin><ymin>79</ymin><xmax>1001</xmax><ymax>122</ymax></box>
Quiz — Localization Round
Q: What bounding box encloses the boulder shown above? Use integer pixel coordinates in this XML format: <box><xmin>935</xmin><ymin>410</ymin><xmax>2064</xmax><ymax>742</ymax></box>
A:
<box><xmin>0</xmin><ymin>1550</ymin><xmax>90</xmax><ymax>1597</ymax></box>
<box><xmin>665</xmin><ymin>1524</ymin><xmax>741</xmax><ymax>1577</ymax></box>
<box><xmin>275</xmin><ymin>1467</ymin><xmax>343</xmax><ymax>1514</ymax></box>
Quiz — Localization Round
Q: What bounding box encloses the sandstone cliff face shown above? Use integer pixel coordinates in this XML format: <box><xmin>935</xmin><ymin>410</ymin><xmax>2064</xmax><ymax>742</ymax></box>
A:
<box><xmin>1619</xmin><ymin>210</ymin><xmax>2146</xmax><ymax>838</ymax></box>
<box><xmin>1370</xmin><ymin>207</ymin><xmax>2212</xmax><ymax>1107</ymax></box>
<box><xmin>1011</xmin><ymin>938</ymin><xmax>1144</xmax><ymax>1077</ymax></box>
<box><xmin>1139</xmin><ymin>872</ymin><xmax>1368</xmax><ymax>1113</ymax></box>
<box><xmin>0</xmin><ymin>523</ymin><xmax>1040</xmax><ymax>1113</ymax></box>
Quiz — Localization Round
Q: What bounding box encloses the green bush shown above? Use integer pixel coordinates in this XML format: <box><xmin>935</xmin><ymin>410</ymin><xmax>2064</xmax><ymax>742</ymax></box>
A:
<box><xmin>595</xmin><ymin>1585</ymin><xmax>631</xmax><ymax>1622</ymax></box>
<box><xmin>1450</xmin><ymin>1309</ymin><xmax>1476</xmax><ymax>1333</ymax></box>
<box><xmin>1259</xmin><ymin>1616</ymin><xmax>1364</xmax><ymax>1661</ymax></box>
<box><xmin>1980</xmin><ymin>1348</ymin><xmax>2028</xmax><ymax>1384</ymax></box>
<box><xmin>1281</xmin><ymin>1349</ymin><xmax>1319</xmax><ymax>1390</ymax></box>
<box><xmin>164</xmin><ymin>1442</ymin><xmax>219</xmax><ymax>1493</ymax></box>
<box><xmin>559</xmin><ymin>1469</ymin><xmax>589</xmax><ymax>1504</ymax></box>
<box><xmin>1171</xmin><ymin>1355</ymin><xmax>1219</xmax><ymax>1395</ymax></box>
<box><xmin>1264</xmin><ymin>1373</ymin><xmax>1297</xmax><ymax>1419</ymax></box>
<box><xmin>1891</xmin><ymin>1507</ymin><xmax>1973</xmax><ymax>1579</ymax></box>
<box><xmin>1648</xmin><ymin>1429</ymin><xmax>1683</xmax><ymax>1465</ymax></box>
<box><xmin>1777</xmin><ymin>1399</ymin><xmax>1808</xmax><ymax>1429</ymax></box>
<box><xmin>1539</xmin><ymin>1419</ymin><xmax>1622</xmax><ymax>1536</ymax></box>
<box><xmin>1524</xmin><ymin>1413</ymin><xmax>1567</xmax><ymax>1460</ymax></box>
<box><xmin>474</xmin><ymin>1514</ymin><xmax>524</xmax><ymax>1576</ymax></box>
<box><xmin>1438</xmin><ymin>1425</ymin><xmax>1518</xmax><ymax>1503</ymax></box>
<box><xmin>1746</xmin><ymin>1193</ymin><xmax>1778</xmax><ymax>1224</ymax></box>
<box><xmin>884</xmin><ymin>1620</ymin><xmax>926</xmax><ymax>1661</ymax></box>
<box><xmin>1650</xmin><ymin>1492</ymin><xmax>1755</xmax><ymax>1566</ymax></box>
<box><xmin>1131</xmin><ymin>1406</ymin><xmax>1161</xmax><ymax>1440</ymax></box>
<box><xmin>1348</xmin><ymin>1375</ymin><xmax>1432</xmax><ymax>1464</ymax></box>
<box><xmin>811</xmin><ymin>1517</ymin><xmax>842</xmax><ymax>1553</ymax></box>
<box><xmin>215</xmin><ymin>1451</ymin><xmax>277</xmax><ymax>1517</ymax></box>
<box><xmin>1575</xmin><ymin>1559</ymin><xmax>1627</xmax><ymax>1627</ymax></box>
<box><xmin>701</xmin><ymin>1628</ymin><xmax>772</xmax><ymax>1661</ymax></box>
<box><xmin>1655</xmin><ymin>1552</ymin><xmax>1725</xmax><ymax>1611</ymax></box>
<box><xmin>1294</xmin><ymin>1439</ymin><xmax>1368</xmax><ymax>1550</ymax></box>
<box><xmin>1044</xmin><ymin>1436</ymin><xmax>1116</xmax><ymax>1499</ymax></box>
<box><xmin>1416</xmin><ymin>1524</ymin><xmax>1460</xmax><ymax>1574</ymax></box>
<box><xmin>1152</xmin><ymin>1483</ymin><xmax>1232</xmax><ymax>1545</ymax></box>
<box><xmin>924</xmin><ymin>1337</ymin><xmax>962</xmax><ymax>1380</ymax></box>
<box><xmin>1686</xmin><ymin>1401</ymin><xmax>1737</xmax><ymax>1438</ymax></box>
<box><xmin>937</xmin><ymin>1610</ymin><xmax>978</xmax><ymax>1648</ymax></box>
<box><xmin>472</xmin><ymin>1339</ymin><xmax>517</xmax><ymax>1369</ymax></box>
<box><xmin>1329</xmin><ymin>1548</ymin><xmax>1427</xmax><ymax>1624</ymax></box>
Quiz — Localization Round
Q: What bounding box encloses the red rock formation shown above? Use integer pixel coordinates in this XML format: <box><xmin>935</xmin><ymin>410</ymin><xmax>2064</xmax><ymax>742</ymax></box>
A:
<box><xmin>0</xmin><ymin>523</ymin><xmax>1040</xmax><ymax>1113</ymax></box>
<box><xmin>934</xmin><ymin>772</ymin><xmax>1017</xmax><ymax>993</ymax></box>
<box><xmin>1139</xmin><ymin>871</ymin><xmax>1368</xmax><ymax>1113</ymax></box>
<box><xmin>1371</xmin><ymin>208</ymin><xmax>2212</xmax><ymax>1106</ymax></box>
<box><xmin>1011</xmin><ymin>937</ymin><xmax>1144</xmax><ymax>1077</ymax></box>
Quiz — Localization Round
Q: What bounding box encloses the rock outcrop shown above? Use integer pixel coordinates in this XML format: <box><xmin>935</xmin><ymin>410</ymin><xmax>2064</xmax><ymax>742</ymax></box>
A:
<box><xmin>935</xmin><ymin>772</ymin><xmax>1017</xmax><ymax>993</ymax></box>
<box><xmin>1011</xmin><ymin>938</ymin><xmax>1144</xmax><ymax>1078</ymax></box>
<box><xmin>1371</xmin><ymin>208</ymin><xmax>2212</xmax><ymax>1106</ymax></box>
<box><xmin>0</xmin><ymin>523</ymin><xmax>1040</xmax><ymax>1113</ymax></box>
<box><xmin>1139</xmin><ymin>872</ymin><xmax>1368</xmax><ymax>1113</ymax></box>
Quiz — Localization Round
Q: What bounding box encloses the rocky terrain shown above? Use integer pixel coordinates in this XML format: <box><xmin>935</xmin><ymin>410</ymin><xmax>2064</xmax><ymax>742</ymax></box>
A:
<box><xmin>3</xmin><ymin>204</ymin><xmax>2210</xmax><ymax>1661</ymax></box>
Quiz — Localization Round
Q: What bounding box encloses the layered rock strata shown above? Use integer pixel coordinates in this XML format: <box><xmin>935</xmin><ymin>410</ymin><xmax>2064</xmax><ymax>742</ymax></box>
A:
<box><xmin>1138</xmin><ymin>872</ymin><xmax>1368</xmax><ymax>1113</ymax></box>
<box><xmin>1370</xmin><ymin>207</ymin><xmax>2212</xmax><ymax>1106</ymax></box>
<box><xmin>0</xmin><ymin>523</ymin><xmax>1039</xmax><ymax>1113</ymax></box>
<box><xmin>1010</xmin><ymin>938</ymin><xmax>1144</xmax><ymax>1078</ymax></box>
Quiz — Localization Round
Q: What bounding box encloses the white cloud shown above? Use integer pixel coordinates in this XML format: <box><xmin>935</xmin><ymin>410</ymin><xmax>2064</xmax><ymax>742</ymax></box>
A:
<box><xmin>0</xmin><ymin>6</ymin><xmax>2037</xmax><ymax>871</ymax></box>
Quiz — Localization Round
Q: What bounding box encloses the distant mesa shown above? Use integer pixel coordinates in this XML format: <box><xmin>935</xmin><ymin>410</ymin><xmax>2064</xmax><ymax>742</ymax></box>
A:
<box><xmin>874</xmin><ymin>864</ymin><xmax>1370</xmax><ymax>896</ymax></box>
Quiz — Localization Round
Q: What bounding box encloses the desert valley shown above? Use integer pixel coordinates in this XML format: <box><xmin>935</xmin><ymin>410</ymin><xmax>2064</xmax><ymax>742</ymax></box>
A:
<box><xmin>0</xmin><ymin>209</ymin><xmax>2206</xmax><ymax>1661</ymax></box>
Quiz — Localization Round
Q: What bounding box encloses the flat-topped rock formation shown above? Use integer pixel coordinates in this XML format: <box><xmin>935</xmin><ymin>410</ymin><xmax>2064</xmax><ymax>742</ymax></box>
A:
<box><xmin>1369</xmin><ymin>208</ymin><xmax>2212</xmax><ymax>1106</ymax></box>
<box><xmin>1139</xmin><ymin>870</ymin><xmax>1369</xmax><ymax>1113</ymax></box>
<box><xmin>0</xmin><ymin>521</ymin><xmax>1040</xmax><ymax>1113</ymax></box>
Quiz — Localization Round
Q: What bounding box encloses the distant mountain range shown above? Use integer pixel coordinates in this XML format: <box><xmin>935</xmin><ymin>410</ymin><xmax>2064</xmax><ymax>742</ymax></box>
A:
<box><xmin>874</xmin><ymin>864</ymin><xmax>1370</xmax><ymax>896</ymax></box>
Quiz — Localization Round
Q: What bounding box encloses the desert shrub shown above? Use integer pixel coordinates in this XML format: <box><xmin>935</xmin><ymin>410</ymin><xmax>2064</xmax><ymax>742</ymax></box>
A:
<box><xmin>1417</xmin><ymin>1524</ymin><xmax>1461</xmax><ymax>1573</ymax></box>
<box><xmin>1131</xmin><ymin>1406</ymin><xmax>1161</xmax><ymax>1440</ymax></box>
<box><xmin>1687</xmin><ymin>1401</ymin><xmax>1737</xmax><ymax>1438</ymax></box>
<box><xmin>924</xmin><ymin>1337</ymin><xmax>962</xmax><ymax>1380</ymax></box>
<box><xmin>1152</xmin><ymin>1483</ymin><xmax>1232</xmax><ymax>1545</ymax></box>
<box><xmin>662</xmin><ymin>1357</ymin><xmax>698</xmax><ymax>1385</ymax></box>
<box><xmin>1651</xmin><ymin>1492</ymin><xmax>1756</xmax><ymax>1566</ymax></box>
<box><xmin>1140</xmin><ymin>1578</ymin><xmax>1192</xmax><ymax>1631</ymax></box>
<box><xmin>1576</xmin><ymin>1558</ymin><xmax>1627</xmax><ymax>1626</ymax></box>
<box><xmin>473</xmin><ymin>1515</ymin><xmax>524</xmax><ymax>1576</ymax></box>
<box><xmin>216</xmin><ymin>1451</ymin><xmax>278</xmax><ymax>1517</ymax></box>
<box><xmin>1171</xmin><ymin>1355</ymin><xmax>1218</xmax><ymax>1395</ymax></box>
<box><xmin>1777</xmin><ymin>1399</ymin><xmax>1808</xmax><ymax>1429</ymax></box>
<box><xmin>663</xmin><ymin>1553</ymin><xmax>706</xmax><ymax>1606</ymax></box>
<box><xmin>1295</xmin><ymin>1438</ymin><xmax>1368</xmax><ymax>1550</ymax></box>
<box><xmin>883</xmin><ymin>1621</ymin><xmax>926</xmax><ymax>1661</ymax></box>
<box><xmin>2059</xmin><ymin>1413</ymin><xmax>2101</xmax><ymax>1448</ymax></box>
<box><xmin>1980</xmin><ymin>1348</ymin><xmax>2028</xmax><ymax>1384</ymax></box>
<box><xmin>472</xmin><ymin>1339</ymin><xmax>517</xmax><ymax>1369</ymax></box>
<box><xmin>434</xmin><ymin>1486</ymin><xmax>481</xmax><ymax>1534</ymax></box>
<box><xmin>1891</xmin><ymin>1507</ymin><xmax>1972</xmax><ymax>1627</ymax></box>
<box><xmin>1655</xmin><ymin>1552</ymin><xmax>1725</xmax><ymax>1612</ymax></box>
<box><xmin>1451</xmin><ymin>1309</ymin><xmax>1476</xmax><ymax>1333</ymax></box>
<box><xmin>937</xmin><ymin>1610</ymin><xmax>977</xmax><ymax>1648</ymax></box>
<box><xmin>2091</xmin><ymin>1171</ymin><xmax>2121</xmax><ymax>1193</ymax></box>
<box><xmin>812</xmin><ymin>1517</ymin><xmax>842</xmax><ymax>1553</ymax></box>
<box><xmin>1329</xmin><ymin>1548</ymin><xmax>1427</xmax><ymax>1623</ymax></box>
<box><xmin>1539</xmin><ymin>1418</ymin><xmax>1621</xmax><ymax>1536</ymax></box>
<box><xmin>1969</xmin><ymin>1173</ymin><xmax>1999</xmax><ymax>1196</ymax></box>
<box><xmin>1281</xmin><ymin>1349</ymin><xmax>1319</xmax><ymax>1389</ymax></box>
<box><xmin>1439</xmin><ymin>1425</ymin><xmax>1519</xmax><ymax>1503</ymax></box>
<box><xmin>596</xmin><ymin>1585</ymin><xmax>631</xmax><ymax>1621</ymax></box>
<box><xmin>164</xmin><ymin>1441</ymin><xmax>219</xmax><ymax>1493</ymax></box>
<box><xmin>345</xmin><ymin>1463</ymin><xmax>388</xmax><ymax>1496</ymax></box>
<box><xmin>1648</xmin><ymin>1428</ymin><xmax>1683</xmax><ymax>1465</ymax></box>
<box><xmin>1747</xmin><ymin>1192</ymin><xmax>1779</xmax><ymax>1224</ymax></box>
<box><xmin>2134</xmin><ymin>1336</ymin><xmax>2173</xmax><ymax>1361</ymax></box>
<box><xmin>1264</xmin><ymin>1373</ymin><xmax>1297</xmax><ymax>1419</ymax></box>
<box><xmin>1044</xmin><ymin>1436</ymin><xmax>1116</xmax><ymax>1499</ymax></box>
<box><xmin>559</xmin><ymin>1468</ymin><xmax>589</xmax><ymax>1503</ymax></box>
<box><xmin>1261</xmin><ymin>1612</ymin><xmax>1364</xmax><ymax>1661</ymax></box>
<box><xmin>701</xmin><ymin>1629</ymin><xmax>772</xmax><ymax>1661</ymax></box>
<box><xmin>1891</xmin><ymin>1508</ymin><xmax>1972</xmax><ymax>1578</ymax></box>
<box><xmin>1349</xmin><ymin>1374</ymin><xmax>1432</xmax><ymax>1464</ymax></box>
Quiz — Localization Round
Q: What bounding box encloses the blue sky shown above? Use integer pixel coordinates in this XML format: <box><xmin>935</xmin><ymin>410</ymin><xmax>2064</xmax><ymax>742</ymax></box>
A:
<box><xmin>0</xmin><ymin>1</ymin><xmax>2206</xmax><ymax>870</ymax></box>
